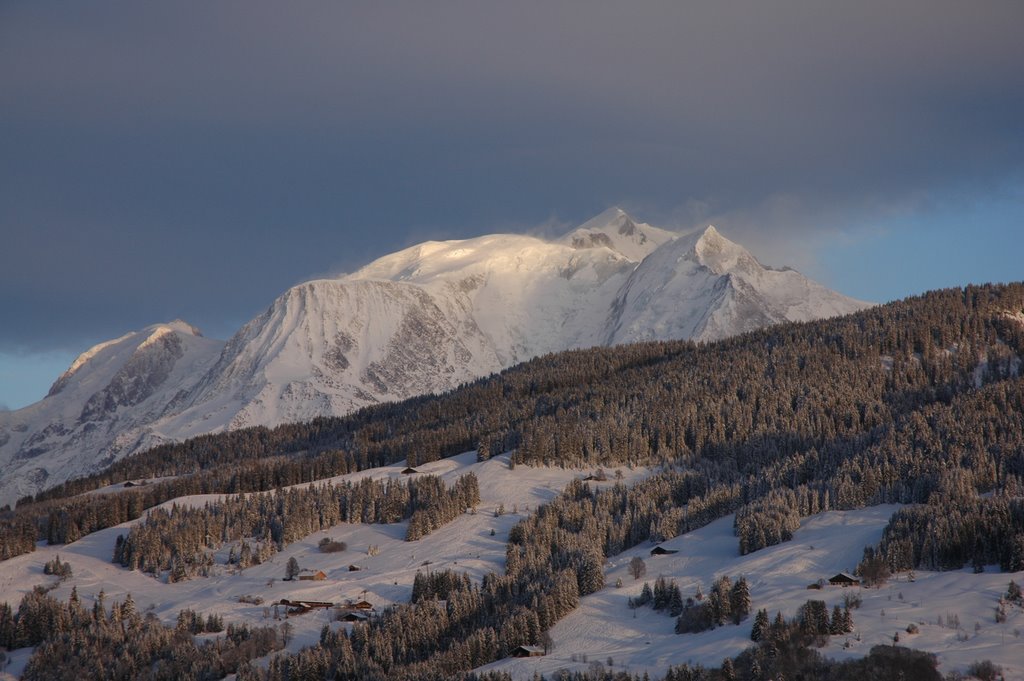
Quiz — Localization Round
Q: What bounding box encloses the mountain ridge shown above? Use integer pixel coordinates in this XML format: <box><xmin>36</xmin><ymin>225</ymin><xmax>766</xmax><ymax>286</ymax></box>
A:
<box><xmin>0</xmin><ymin>210</ymin><xmax>869</xmax><ymax>505</ymax></box>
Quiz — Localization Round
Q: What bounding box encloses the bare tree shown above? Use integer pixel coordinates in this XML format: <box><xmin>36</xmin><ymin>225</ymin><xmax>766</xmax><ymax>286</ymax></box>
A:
<box><xmin>629</xmin><ymin>556</ymin><xmax>647</xmax><ymax>580</ymax></box>
<box><xmin>541</xmin><ymin>630</ymin><xmax>554</xmax><ymax>654</ymax></box>
<box><xmin>280</xmin><ymin>620</ymin><xmax>294</xmax><ymax>647</ymax></box>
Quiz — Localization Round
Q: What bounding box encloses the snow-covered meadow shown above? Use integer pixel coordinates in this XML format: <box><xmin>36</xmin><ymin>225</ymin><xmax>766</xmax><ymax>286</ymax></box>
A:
<box><xmin>1</xmin><ymin>452</ymin><xmax>1021</xmax><ymax>680</ymax></box>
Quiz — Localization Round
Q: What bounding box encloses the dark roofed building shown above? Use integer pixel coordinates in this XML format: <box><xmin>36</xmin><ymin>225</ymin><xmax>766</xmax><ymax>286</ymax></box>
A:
<box><xmin>340</xmin><ymin>611</ymin><xmax>369</xmax><ymax>622</ymax></box>
<box><xmin>510</xmin><ymin>645</ymin><xmax>545</xmax><ymax>658</ymax></box>
<box><xmin>650</xmin><ymin>546</ymin><xmax>679</xmax><ymax>556</ymax></box>
<box><xmin>402</xmin><ymin>467</ymin><xmax>419</xmax><ymax>475</ymax></box>
<box><xmin>828</xmin><ymin>572</ymin><xmax>860</xmax><ymax>586</ymax></box>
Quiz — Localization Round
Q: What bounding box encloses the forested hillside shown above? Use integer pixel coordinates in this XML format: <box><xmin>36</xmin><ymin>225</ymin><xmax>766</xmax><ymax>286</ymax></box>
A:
<box><xmin>4</xmin><ymin>284</ymin><xmax>1022</xmax><ymax>561</ymax></box>
<box><xmin>1</xmin><ymin>284</ymin><xmax>1023</xmax><ymax>680</ymax></box>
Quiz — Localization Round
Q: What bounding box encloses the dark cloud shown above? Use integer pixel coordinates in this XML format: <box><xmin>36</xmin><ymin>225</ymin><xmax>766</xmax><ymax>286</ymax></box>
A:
<box><xmin>2</xmin><ymin>1</ymin><xmax>1022</xmax><ymax>351</ymax></box>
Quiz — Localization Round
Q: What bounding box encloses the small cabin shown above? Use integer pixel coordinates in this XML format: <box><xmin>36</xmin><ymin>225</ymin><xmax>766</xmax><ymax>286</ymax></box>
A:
<box><xmin>650</xmin><ymin>546</ymin><xmax>679</xmax><ymax>556</ymax></box>
<box><xmin>348</xmin><ymin>564</ymin><xmax>361</xmax><ymax>572</ymax></box>
<box><xmin>401</xmin><ymin>467</ymin><xmax>420</xmax><ymax>475</ymax></box>
<box><xmin>340</xmin><ymin>611</ymin><xmax>369</xmax><ymax>622</ymax></box>
<box><xmin>279</xmin><ymin>598</ymin><xmax>333</xmax><ymax>615</ymax></box>
<box><xmin>352</xmin><ymin>600</ymin><xmax>374</xmax><ymax>610</ymax></box>
<box><xmin>828</xmin><ymin>572</ymin><xmax>859</xmax><ymax>587</ymax></box>
<box><xmin>298</xmin><ymin>570</ymin><xmax>327</xmax><ymax>581</ymax></box>
<box><xmin>278</xmin><ymin>598</ymin><xmax>332</xmax><ymax>609</ymax></box>
<box><xmin>510</xmin><ymin>645</ymin><xmax>545</xmax><ymax>658</ymax></box>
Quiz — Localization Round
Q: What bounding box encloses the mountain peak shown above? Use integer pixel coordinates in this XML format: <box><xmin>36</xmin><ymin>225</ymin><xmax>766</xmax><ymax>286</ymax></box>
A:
<box><xmin>157</xmin><ymin>320</ymin><xmax>204</xmax><ymax>337</ymax></box>
<box><xmin>4</xmin><ymin>211</ymin><xmax>871</xmax><ymax>506</ymax></box>
<box><xmin>688</xmin><ymin>225</ymin><xmax>755</xmax><ymax>275</ymax></box>
<box><xmin>49</xmin><ymin>332</ymin><xmax>137</xmax><ymax>397</ymax></box>
<box><xmin>561</xmin><ymin>208</ymin><xmax>675</xmax><ymax>262</ymax></box>
<box><xmin>575</xmin><ymin>206</ymin><xmax>632</xmax><ymax>232</ymax></box>
<box><xmin>47</xmin><ymin>320</ymin><xmax>205</xmax><ymax>398</ymax></box>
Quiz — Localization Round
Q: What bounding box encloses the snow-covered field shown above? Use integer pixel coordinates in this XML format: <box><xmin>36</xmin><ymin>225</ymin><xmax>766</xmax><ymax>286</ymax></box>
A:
<box><xmin>481</xmin><ymin>504</ymin><xmax>1024</xmax><ymax>680</ymax></box>
<box><xmin>0</xmin><ymin>453</ymin><xmax>648</xmax><ymax>678</ymax></box>
<box><xmin>2</xmin><ymin>453</ymin><xmax>1021</xmax><ymax>680</ymax></box>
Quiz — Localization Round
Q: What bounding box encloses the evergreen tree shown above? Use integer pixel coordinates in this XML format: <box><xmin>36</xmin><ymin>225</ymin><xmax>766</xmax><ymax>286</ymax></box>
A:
<box><xmin>730</xmin><ymin>577</ymin><xmax>752</xmax><ymax>624</ymax></box>
<box><xmin>639</xmin><ymin>582</ymin><xmax>653</xmax><ymax>606</ymax></box>
<box><xmin>751</xmin><ymin>608</ymin><xmax>769</xmax><ymax>642</ymax></box>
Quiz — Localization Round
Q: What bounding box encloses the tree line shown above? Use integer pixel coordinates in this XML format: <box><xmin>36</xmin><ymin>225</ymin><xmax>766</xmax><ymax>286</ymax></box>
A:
<box><xmin>4</xmin><ymin>284</ymin><xmax>1023</xmax><ymax>566</ymax></box>
<box><xmin>0</xmin><ymin>586</ymin><xmax>281</xmax><ymax>679</ymax></box>
<box><xmin>114</xmin><ymin>473</ymin><xmax>479</xmax><ymax>581</ymax></box>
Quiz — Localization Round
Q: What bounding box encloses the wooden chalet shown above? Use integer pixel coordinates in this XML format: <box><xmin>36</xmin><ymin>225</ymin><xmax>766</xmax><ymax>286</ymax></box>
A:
<box><xmin>650</xmin><ymin>546</ymin><xmax>679</xmax><ymax>556</ymax></box>
<box><xmin>278</xmin><ymin>598</ymin><xmax>334</xmax><ymax>615</ymax></box>
<box><xmin>350</xmin><ymin>600</ymin><xmax>373</xmax><ymax>610</ymax></box>
<box><xmin>339</xmin><ymin>611</ymin><xmax>369</xmax><ymax>622</ymax></box>
<box><xmin>298</xmin><ymin>570</ymin><xmax>328</xmax><ymax>581</ymax></box>
<box><xmin>510</xmin><ymin>645</ymin><xmax>545</xmax><ymax>658</ymax></box>
<box><xmin>828</xmin><ymin>572</ymin><xmax>860</xmax><ymax>586</ymax></box>
<box><xmin>348</xmin><ymin>564</ymin><xmax>361</xmax><ymax>572</ymax></box>
<box><xmin>401</xmin><ymin>467</ymin><xmax>420</xmax><ymax>475</ymax></box>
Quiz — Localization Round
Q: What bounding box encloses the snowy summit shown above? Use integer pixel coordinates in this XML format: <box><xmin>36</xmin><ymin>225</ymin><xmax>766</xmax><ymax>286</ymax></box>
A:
<box><xmin>0</xmin><ymin>210</ymin><xmax>869</xmax><ymax>504</ymax></box>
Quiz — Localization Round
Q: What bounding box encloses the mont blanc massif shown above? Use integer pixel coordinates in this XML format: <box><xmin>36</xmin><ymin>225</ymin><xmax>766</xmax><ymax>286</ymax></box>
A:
<box><xmin>3</xmin><ymin>210</ymin><xmax>1024</xmax><ymax>681</ymax></box>
<box><xmin>0</xmin><ymin>209</ymin><xmax>866</xmax><ymax>506</ymax></box>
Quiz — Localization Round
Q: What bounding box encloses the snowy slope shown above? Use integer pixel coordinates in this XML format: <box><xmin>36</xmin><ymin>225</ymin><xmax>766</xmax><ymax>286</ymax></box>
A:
<box><xmin>169</xmin><ymin>232</ymin><xmax>638</xmax><ymax>432</ymax></box>
<box><xmin>0</xmin><ymin>209</ymin><xmax>870</xmax><ymax>505</ymax></box>
<box><xmin>479</xmin><ymin>503</ymin><xmax>1024</xmax><ymax>680</ymax></box>
<box><xmin>0</xmin><ymin>452</ymin><xmax>650</xmax><ymax>679</ymax></box>
<box><xmin>606</xmin><ymin>225</ymin><xmax>867</xmax><ymax>343</ymax></box>
<box><xmin>0</xmin><ymin>322</ymin><xmax>223</xmax><ymax>506</ymax></box>
<box><xmin>1</xmin><ymin>453</ymin><xmax>1019</xmax><ymax>681</ymax></box>
<box><xmin>164</xmin><ymin>210</ymin><xmax>866</xmax><ymax>436</ymax></box>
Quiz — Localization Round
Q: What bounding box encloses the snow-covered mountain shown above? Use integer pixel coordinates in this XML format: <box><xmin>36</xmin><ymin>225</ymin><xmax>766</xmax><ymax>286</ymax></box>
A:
<box><xmin>0</xmin><ymin>209</ymin><xmax>869</xmax><ymax>505</ymax></box>
<box><xmin>605</xmin><ymin>225</ymin><xmax>866</xmax><ymax>343</ymax></box>
<box><xmin>0</xmin><ymin>321</ymin><xmax>223</xmax><ymax>505</ymax></box>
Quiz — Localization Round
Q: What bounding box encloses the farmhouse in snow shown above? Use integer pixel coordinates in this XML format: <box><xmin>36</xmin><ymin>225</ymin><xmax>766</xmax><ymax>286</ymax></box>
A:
<box><xmin>278</xmin><ymin>599</ymin><xmax>334</xmax><ymax>615</ymax></box>
<box><xmin>339</xmin><ymin>611</ymin><xmax>370</xmax><ymax>623</ymax></box>
<box><xmin>828</xmin><ymin>572</ymin><xmax>860</xmax><ymax>586</ymax></box>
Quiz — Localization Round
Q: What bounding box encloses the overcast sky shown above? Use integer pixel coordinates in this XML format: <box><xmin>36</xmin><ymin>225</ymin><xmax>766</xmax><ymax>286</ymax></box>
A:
<box><xmin>2</xmin><ymin>1</ymin><xmax>1022</xmax><ymax>409</ymax></box>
